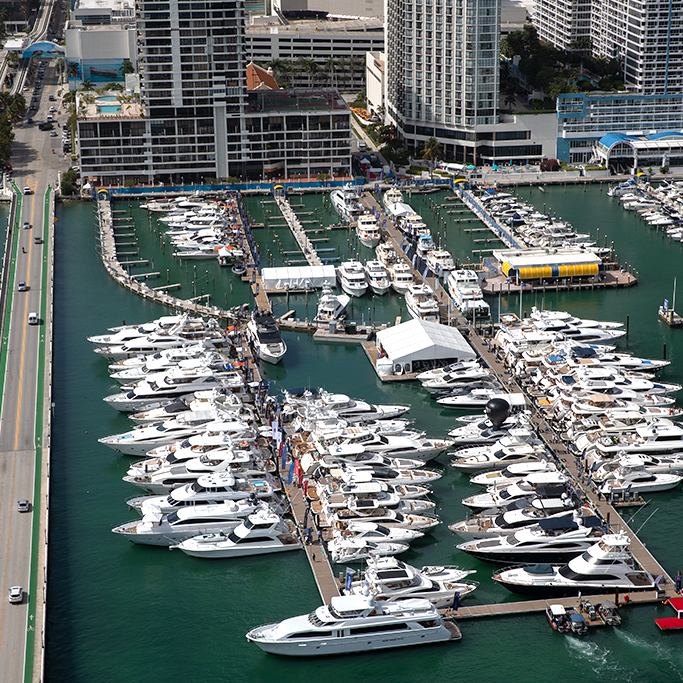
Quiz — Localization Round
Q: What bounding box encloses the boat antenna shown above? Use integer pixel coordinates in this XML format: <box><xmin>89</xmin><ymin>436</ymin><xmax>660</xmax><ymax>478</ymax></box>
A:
<box><xmin>625</xmin><ymin>498</ymin><xmax>650</xmax><ymax>526</ymax></box>
<box><xmin>634</xmin><ymin>507</ymin><xmax>659</xmax><ymax>536</ymax></box>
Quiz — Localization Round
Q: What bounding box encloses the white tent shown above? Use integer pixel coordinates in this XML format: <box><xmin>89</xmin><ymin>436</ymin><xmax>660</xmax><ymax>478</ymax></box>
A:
<box><xmin>261</xmin><ymin>265</ymin><xmax>336</xmax><ymax>290</ymax></box>
<box><xmin>375</xmin><ymin>319</ymin><xmax>476</xmax><ymax>375</ymax></box>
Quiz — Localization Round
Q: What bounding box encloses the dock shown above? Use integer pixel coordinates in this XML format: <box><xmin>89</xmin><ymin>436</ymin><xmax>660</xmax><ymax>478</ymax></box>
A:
<box><xmin>274</xmin><ymin>193</ymin><xmax>323</xmax><ymax>267</ymax></box>
<box><xmin>658</xmin><ymin>306</ymin><xmax>683</xmax><ymax>327</ymax></box>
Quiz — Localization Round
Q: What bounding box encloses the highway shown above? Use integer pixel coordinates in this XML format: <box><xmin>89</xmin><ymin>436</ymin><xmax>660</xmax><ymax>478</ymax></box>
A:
<box><xmin>0</xmin><ymin>46</ymin><xmax>63</xmax><ymax>683</ymax></box>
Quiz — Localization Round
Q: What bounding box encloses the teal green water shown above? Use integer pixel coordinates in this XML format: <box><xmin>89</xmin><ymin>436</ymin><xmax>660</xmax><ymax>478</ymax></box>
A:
<box><xmin>45</xmin><ymin>191</ymin><xmax>683</xmax><ymax>683</ymax></box>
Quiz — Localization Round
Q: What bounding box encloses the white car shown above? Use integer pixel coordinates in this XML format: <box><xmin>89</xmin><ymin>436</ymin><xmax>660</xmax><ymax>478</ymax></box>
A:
<box><xmin>8</xmin><ymin>586</ymin><xmax>22</xmax><ymax>604</ymax></box>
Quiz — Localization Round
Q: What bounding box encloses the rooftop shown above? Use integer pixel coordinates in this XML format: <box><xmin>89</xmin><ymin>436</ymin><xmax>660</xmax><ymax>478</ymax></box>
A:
<box><xmin>245</xmin><ymin>89</ymin><xmax>350</xmax><ymax>114</ymax></box>
<box><xmin>76</xmin><ymin>92</ymin><xmax>142</xmax><ymax>120</ymax></box>
<box><xmin>246</xmin><ymin>17</ymin><xmax>384</xmax><ymax>34</ymax></box>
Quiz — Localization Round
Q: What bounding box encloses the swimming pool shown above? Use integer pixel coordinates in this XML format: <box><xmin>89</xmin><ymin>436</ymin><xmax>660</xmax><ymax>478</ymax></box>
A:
<box><xmin>97</xmin><ymin>105</ymin><xmax>121</xmax><ymax>113</ymax></box>
<box><xmin>96</xmin><ymin>96</ymin><xmax>119</xmax><ymax>102</ymax></box>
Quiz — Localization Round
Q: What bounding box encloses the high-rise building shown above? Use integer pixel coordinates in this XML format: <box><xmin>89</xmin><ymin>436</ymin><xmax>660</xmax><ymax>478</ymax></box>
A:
<box><xmin>77</xmin><ymin>0</ymin><xmax>352</xmax><ymax>182</ymax></box>
<box><xmin>534</xmin><ymin>0</ymin><xmax>683</xmax><ymax>95</ymax></box>
<box><xmin>385</xmin><ymin>0</ymin><xmax>551</xmax><ymax>164</ymax></box>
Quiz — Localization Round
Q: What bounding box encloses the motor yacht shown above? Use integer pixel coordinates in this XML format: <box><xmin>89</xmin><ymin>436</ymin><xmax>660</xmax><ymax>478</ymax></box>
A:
<box><xmin>390</xmin><ymin>262</ymin><xmax>415</xmax><ymax>294</ymax></box>
<box><xmin>421</xmin><ymin>366</ymin><xmax>492</xmax><ymax>389</ymax></box>
<box><xmin>415</xmin><ymin>234</ymin><xmax>436</xmax><ymax>260</ymax></box>
<box><xmin>337</xmin><ymin>261</ymin><xmax>369</xmax><ymax>297</ymax></box>
<box><xmin>448</xmin><ymin>501</ymin><xmax>583</xmax><ymax>541</ymax></box>
<box><xmin>457</xmin><ymin>515</ymin><xmax>605</xmax><ymax>563</ymax></box>
<box><xmin>450</xmin><ymin>443</ymin><xmax>549</xmax><ymax>473</ymax></box>
<box><xmin>492</xmin><ymin>534</ymin><xmax>656</xmax><ymax>597</ymax></box>
<box><xmin>172</xmin><ymin>509</ymin><xmax>301</xmax><ymax>558</ymax></box>
<box><xmin>382</xmin><ymin>187</ymin><xmax>404</xmax><ymax>211</ymax></box>
<box><xmin>284</xmin><ymin>389</ymin><xmax>410</xmax><ymax>422</ymax></box>
<box><xmin>246</xmin><ymin>312</ymin><xmax>287</xmax><ymax>364</ymax></box>
<box><xmin>437</xmin><ymin>388</ymin><xmax>521</xmax><ymax>410</ymax></box>
<box><xmin>327</xmin><ymin>507</ymin><xmax>440</xmax><ymax>531</ymax></box>
<box><xmin>330</xmin><ymin>520</ymin><xmax>424</xmax><ymax>544</ymax></box>
<box><xmin>461</xmin><ymin>473</ymin><xmax>570</xmax><ymax>511</ymax></box>
<box><xmin>580</xmin><ymin>422</ymin><xmax>683</xmax><ymax>458</ymax></box>
<box><xmin>98</xmin><ymin>418</ymin><xmax>208</xmax><ymax>457</ymax></box>
<box><xmin>330</xmin><ymin>183</ymin><xmax>363</xmax><ymax>223</ymax></box>
<box><xmin>319</xmin><ymin>430</ymin><xmax>453</xmax><ymax>461</ymax></box>
<box><xmin>416</xmin><ymin>359</ymin><xmax>483</xmax><ymax>382</ymax></box>
<box><xmin>597</xmin><ymin>457</ymin><xmax>683</xmax><ymax>496</ymax></box>
<box><xmin>400</xmin><ymin>214</ymin><xmax>430</xmax><ymax>239</ymax></box>
<box><xmin>342</xmin><ymin>464</ymin><xmax>442</xmax><ymax>486</ymax></box>
<box><xmin>469</xmin><ymin>460</ymin><xmax>558</xmax><ymax>488</ymax></box>
<box><xmin>110</xmin><ymin>349</ymin><xmax>230</xmax><ymax>384</ymax></box>
<box><xmin>405</xmin><ymin>284</ymin><xmax>440</xmax><ymax>322</ymax></box>
<box><xmin>126</xmin><ymin>472</ymin><xmax>279</xmax><ymax>513</ymax></box>
<box><xmin>425</xmin><ymin>249</ymin><xmax>455</xmax><ymax>276</ymax></box>
<box><xmin>112</xmin><ymin>500</ymin><xmax>267</xmax><ymax>546</ymax></box>
<box><xmin>245</xmin><ymin>593</ymin><xmax>460</xmax><ymax>656</ymax></box>
<box><xmin>364</xmin><ymin>260</ymin><xmax>391</xmax><ymax>295</ymax></box>
<box><xmin>447</xmin><ymin>269</ymin><xmax>490</xmax><ymax>319</ymax></box>
<box><xmin>448</xmin><ymin>413</ymin><xmax>532</xmax><ymax>445</ymax></box>
<box><xmin>327</xmin><ymin>536</ymin><xmax>409</xmax><ymax>563</ymax></box>
<box><xmin>356</xmin><ymin>214</ymin><xmax>381</xmax><ymax>248</ymax></box>
<box><xmin>314</xmin><ymin>286</ymin><xmax>350</xmax><ymax>323</ymax></box>
<box><xmin>376</xmin><ymin>242</ymin><xmax>400</xmax><ymax>271</ymax></box>
<box><xmin>311</xmin><ymin>473</ymin><xmax>431</xmax><ymax>502</ymax></box>
<box><xmin>103</xmin><ymin>371</ymin><xmax>235</xmax><ymax>412</ymax></box>
<box><xmin>345</xmin><ymin>556</ymin><xmax>478</xmax><ymax>608</ymax></box>
<box><xmin>316</xmin><ymin>450</ymin><xmax>429</xmax><ymax>472</ymax></box>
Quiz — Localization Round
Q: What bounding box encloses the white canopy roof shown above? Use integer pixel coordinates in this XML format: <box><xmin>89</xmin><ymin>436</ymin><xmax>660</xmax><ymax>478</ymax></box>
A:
<box><xmin>376</xmin><ymin>319</ymin><xmax>476</xmax><ymax>365</ymax></box>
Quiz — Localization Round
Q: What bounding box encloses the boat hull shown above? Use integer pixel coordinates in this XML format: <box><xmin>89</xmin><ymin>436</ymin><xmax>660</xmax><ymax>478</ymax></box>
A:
<box><xmin>247</xmin><ymin>624</ymin><xmax>455</xmax><ymax>656</ymax></box>
<box><xmin>179</xmin><ymin>543</ymin><xmax>301</xmax><ymax>558</ymax></box>
<box><xmin>492</xmin><ymin>577</ymin><xmax>651</xmax><ymax>598</ymax></box>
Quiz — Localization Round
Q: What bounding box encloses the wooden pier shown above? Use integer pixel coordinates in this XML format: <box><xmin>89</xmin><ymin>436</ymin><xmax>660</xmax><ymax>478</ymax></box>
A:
<box><xmin>658</xmin><ymin>307</ymin><xmax>683</xmax><ymax>327</ymax></box>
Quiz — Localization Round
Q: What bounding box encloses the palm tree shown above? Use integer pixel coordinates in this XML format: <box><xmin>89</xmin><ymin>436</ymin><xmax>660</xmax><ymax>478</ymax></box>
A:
<box><xmin>67</xmin><ymin>61</ymin><xmax>80</xmax><ymax>80</ymax></box>
<box><xmin>421</xmin><ymin>137</ymin><xmax>442</xmax><ymax>177</ymax></box>
<box><xmin>80</xmin><ymin>80</ymin><xmax>94</xmax><ymax>91</ymax></box>
<box><xmin>119</xmin><ymin>59</ymin><xmax>135</xmax><ymax>77</ymax></box>
<box><xmin>298</xmin><ymin>58</ymin><xmax>318</xmax><ymax>88</ymax></box>
<box><xmin>323</xmin><ymin>57</ymin><xmax>337</xmax><ymax>88</ymax></box>
<box><xmin>504</xmin><ymin>91</ymin><xmax>516</xmax><ymax>109</ymax></box>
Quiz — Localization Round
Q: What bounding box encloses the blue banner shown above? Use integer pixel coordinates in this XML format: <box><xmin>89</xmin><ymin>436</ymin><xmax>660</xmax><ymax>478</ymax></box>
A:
<box><xmin>345</xmin><ymin>567</ymin><xmax>355</xmax><ymax>591</ymax></box>
<box><xmin>287</xmin><ymin>462</ymin><xmax>295</xmax><ymax>484</ymax></box>
<box><xmin>281</xmin><ymin>442</ymin><xmax>287</xmax><ymax>470</ymax></box>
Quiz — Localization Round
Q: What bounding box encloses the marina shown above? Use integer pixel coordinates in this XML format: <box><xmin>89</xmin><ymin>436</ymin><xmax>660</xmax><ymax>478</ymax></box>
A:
<box><xmin>29</xmin><ymin>184</ymin><xmax>683</xmax><ymax>683</ymax></box>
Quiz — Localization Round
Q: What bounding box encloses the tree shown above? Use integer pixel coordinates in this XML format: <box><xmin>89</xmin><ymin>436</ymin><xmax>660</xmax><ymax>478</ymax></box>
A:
<box><xmin>80</xmin><ymin>80</ymin><xmax>94</xmax><ymax>91</ymax></box>
<box><xmin>504</xmin><ymin>91</ymin><xmax>516</xmax><ymax>109</ymax></box>
<box><xmin>298</xmin><ymin>58</ymin><xmax>318</xmax><ymax>88</ymax></box>
<box><xmin>67</xmin><ymin>62</ymin><xmax>81</xmax><ymax>79</ymax></box>
<box><xmin>0</xmin><ymin>115</ymin><xmax>14</xmax><ymax>166</ymax></box>
<box><xmin>323</xmin><ymin>57</ymin><xmax>337</xmax><ymax>88</ymax></box>
<box><xmin>119</xmin><ymin>59</ymin><xmax>135</xmax><ymax>77</ymax></box>
<box><xmin>60</xmin><ymin>167</ymin><xmax>78</xmax><ymax>195</ymax></box>
<box><xmin>421</xmin><ymin>137</ymin><xmax>442</xmax><ymax>177</ymax></box>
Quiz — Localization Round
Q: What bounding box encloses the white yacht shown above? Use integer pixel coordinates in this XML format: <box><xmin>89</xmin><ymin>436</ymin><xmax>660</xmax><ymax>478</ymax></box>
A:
<box><xmin>382</xmin><ymin>187</ymin><xmax>404</xmax><ymax>211</ymax></box>
<box><xmin>314</xmin><ymin>286</ymin><xmax>350</xmax><ymax>323</ymax></box>
<box><xmin>246</xmin><ymin>312</ymin><xmax>287</xmax><ymax>365</ymax></box>
<box><xmin>330</xmin><ymin>183</ymin><xmax>363</xmax><ymax>223</ymax></box>
<box><xmin>457</xmin><ymin>515</ymin><xmax>605</xmax><ymax>563</ymax></box>
<box><xmin>598</xmin><ymin>457</ymin><xmax>683</xmax><ymax>496</ymax></box>
<box><xmin>112</xmin><ymin>500</ymin><xmax>266</xmax><ymax>546</ymax></box>
<box><xmin>345</xmin><ymin>556</ymin><xmax>478</xmax><ymax>608</ymax></box>
<box><xmin>283</xmin><ymin>389</ymin><xmax>410</xmax><ymax>422</ymax></box>
<box><xmin>447</xmin><ymin>270</ymin><xmax>490</xmax><ymax>319</ymax></box>
<box><xmin>337</xmin><ymin>261</ymin><xmax>368</xmax><ymax>297</ymax></box>
<box><xmin>469</xmin><ymin>460</ymin><xmax>558</xmax><ymax>488</ymax></box>
<box><xmin>405</xmin><ymin>284</ymin><xmax>440</xmax><ymax>322</ymax></box>
<box><xmin>425</xmin><ymin>249</ymin><xmax>456</xmax><ymax>275</ymax></box>
<box><xmin>356</xmin><ymin>213</ymin><xmax>381</xmax><ymax>248</ymax></box>
<box><xmin>450</xmin><ymin>442</ymin><xmax>549</xmax><ymax>473</ymax></box>
<box><xmin>390</xmin><ymin>262</ymin><xmax>415</xmax><ymax>294</ymax></box>
<box><xmin>246</xmin><ymin>593</ymin><xmax>460</xmax><ymax>656</ymax></box>
<box><xmin>327</xmin><ymin>536</ymin><xmax>410</xmax><ymax>563</ymax></box>
<box><xmin>416</xmin><ymin>234</ymin><xmax>436</xmax><ymax>259</ymax></box>
<box><xmin>98</xmin><ymin>419</ymin><xmax>208</xmax><ymax>457</ymax></box>
<box><xmin>173</xmin><ymin>509</ymin><xmax>301</xmax><ymax>558</ymax></box>
<box><xmin>319</xmin><ymin>430</ymin><xmax>452</xmax><ymax>461</ymax></box>
<box><xmin>327</xmin><ymin>507</ymin><xmax>440</xmax><ymax>531</ymax></box>
<box><xmin>376</xmin><ymin>242</ymin><xmax>400</xmax><ymax>271</ymax></box>
<box><xmin>437</xmin><ymin>388</ymin><xmax>520</xmax><ymax>410</ymax></box>
<box><xmin>126</xmin><ymin>472</ymin><xmax>279</xmax><ymax>513</ymax></box>
<box><xmin>364</xmin><ymin>260</ymin><xmax>391</xmax><ymax>295</ymax></box>
<box><xmin>421</xmin><ymin>366</ymin><xmax>492</xmax><ymax>389</ymax></box>
<box><xmin>400</xmin><ymin>214</ymin><xmax>430</xmax><ymax>238</ymax></box>
<box><xmin>461</xmin><ymin>473</ymin><xmax>570</xmax><ymax>510</ymax></box>
<box><xmin>492</xmin><ymin>534</ymin><xmax>656</xmax><ymax>597</ymax></box>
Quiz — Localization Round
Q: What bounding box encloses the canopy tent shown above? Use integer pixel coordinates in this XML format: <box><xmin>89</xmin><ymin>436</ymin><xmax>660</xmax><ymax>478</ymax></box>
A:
<box><xmin>261</xmin><ymin>265</ymin><xmax>336</xmax><ymax>290</ymax></box>
<box><xmin>375</xmin><ymin>319</ymin><xmax>476</xmax><ymax>375</ymax></box>
<box><xmin>493</xmin><ymin>247</ymin><xmax>603</xmax><ymax>281</ymax></box>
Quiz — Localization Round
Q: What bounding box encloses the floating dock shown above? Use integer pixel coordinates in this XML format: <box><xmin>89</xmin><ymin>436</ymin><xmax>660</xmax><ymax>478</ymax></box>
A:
<box><xmin>658</xmin><ymin>306</ymin><xmax>683</xmax><ymax>327</ymax></box>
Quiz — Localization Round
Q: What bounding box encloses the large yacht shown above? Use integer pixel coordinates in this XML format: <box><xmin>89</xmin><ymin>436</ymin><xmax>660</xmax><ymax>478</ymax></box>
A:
<box><xmin>376</xmin><ymin>242</ymin><xmax>400</xmax><ymax>271</ymax></box>
<box><xmin>327</xmin><ymin>536</ymin><xmax>410</xmax><ymax>563</ymax></box>
<box><xmin>364</xmin><ymin>260</ymin><xmax>391</xmax><ymax>295</ymax></box>
<box><xmin>337</xmin><ymin>261</ymin><xmax>369</xmax><ymax>297</ymax></box>
<box><xmin>330</xmin><ymin>183</ymin><xmax>363</xmax><ymax>223</ymax></box>
<box><xmin>172</xmin><ymin>509</ymin><xmax>301</xmax><ymax>558</ymax></box>
<box><xmin>492</xmin><ymin>534</ymin><xmax>656</xmax><ymax>597</ymax></box>
<box><xmin>345</xmin><ymin>556</ymin><xmax>478</xmax><ymax>608</ymax></box>
<box><xmin>382</xmin><ymin>187</ymin><xmax>404</xmax><ymax>211</ymax></box>
<box><xmin>356</xmin><ymin>213</ymin><xmax>381</xmax><ymax>248</ymax></box>
<box><xmin>456</xmin><ymin>515</ymin><xmax>605</xmax><ymax>563</ymax></box>
<box><xmin>405</xmin><ymin>284</ymin><xmax>440</xmax><ymax>322</ymax></box>
<box><xmin>425</xmin><ymin>249</ymin><xmax>456</xmax><ymax>275</ymax></box>
<box><xmin>126</xmin><ymin>472</ymin><xmax>279</xmax><ymax>514</ymax></box>
<box><xmin>447</xmin><ymin>270</ymin><xmax>491</xmax><ymax>319</ymax></box>
<box><xmin>112</xmin><ymin>500</ymin><xmax>267</xmax><ymax>546</ymax></box>
<box><xmin>314</xmin><ymin>286</ymin><xmax>350</xmax><ymax>323</ymax></box>
<box><xmin>98</xmin><ymin>418</ymin><xmax>208</xmax><ymax>456</ymax></box>
<box><xmin>246</xmin><ymin>593</ymin><xmax>460</xmax><ymax>656</ymax></box>
<box><xmin>246</xmin><ymin>312</ymin><xmax>287</xmax><ymax>365</ymax></box>
<box><xmin>391</xmin><ymin>262</ymin><xmax>415</xmax><ymax>294</ymax></box>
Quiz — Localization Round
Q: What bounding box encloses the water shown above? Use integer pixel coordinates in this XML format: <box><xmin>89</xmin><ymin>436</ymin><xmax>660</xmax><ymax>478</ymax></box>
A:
<box><xmin>45</xmin><ymin>190</ymin><xmax>683</xmax><ymax>683</ymax></box>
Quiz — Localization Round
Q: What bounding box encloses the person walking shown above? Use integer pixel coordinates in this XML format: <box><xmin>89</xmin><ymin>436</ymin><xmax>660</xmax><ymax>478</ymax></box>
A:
<box><xmin>676</xmin><ymin>570</ymin><xmax>682</xmax><ymax>594</ymax></box>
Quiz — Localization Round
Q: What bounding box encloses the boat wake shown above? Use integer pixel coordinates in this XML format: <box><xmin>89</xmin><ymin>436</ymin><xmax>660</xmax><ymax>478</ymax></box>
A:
<box><xmin>614</xmin><ymin>630</ymin><xmax>683</xmax><ymax>681</ymax></box>
<box><xmin>564</xmin><ymin>638</ymin><xmax>622</xmax><ymax>677</ymax></box>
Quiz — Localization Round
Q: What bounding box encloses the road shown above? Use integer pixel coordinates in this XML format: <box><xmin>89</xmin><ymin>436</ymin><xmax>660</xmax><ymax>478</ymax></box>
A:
<box><xmin>0</xmin><ymin>51</ymin><xmax>63</xmax><ymax>683</ymax></box>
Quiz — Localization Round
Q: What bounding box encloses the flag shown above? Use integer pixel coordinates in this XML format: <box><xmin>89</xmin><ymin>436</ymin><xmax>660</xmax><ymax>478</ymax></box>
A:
<box><xmin>271</xmin><ymin>420</ymin><xmax>279</xmax><ymax>441</ymax></box>
<box><xmin>345</xmin><ymin>567</ymin><xmax>356</xmax><ymax>591</ymax></box>
<box><xmin>313</xmin><ymin>466</ymin><xmax>322</xmax><ymax>481</ymax></box>
<box><xmin>303</xmin><ymin>505</ymin><xmax>310</xmax><ymax>528</ymax></box>
<box><xmin>280</xmin><ymin>442</ymin><xmax>287</xmax><ymax>469</ymax></box>
<box><xmin>287</xmin><ymin>462</ymin><xmax>295</xmax><ymax>484</ymax></box>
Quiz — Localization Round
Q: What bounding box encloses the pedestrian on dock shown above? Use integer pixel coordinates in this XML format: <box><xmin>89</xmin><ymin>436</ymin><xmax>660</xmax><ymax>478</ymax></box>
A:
<box><xmin>676</xmin><ymin>571</ymin><xmax>682</xmax><ymax>594</ymax></box>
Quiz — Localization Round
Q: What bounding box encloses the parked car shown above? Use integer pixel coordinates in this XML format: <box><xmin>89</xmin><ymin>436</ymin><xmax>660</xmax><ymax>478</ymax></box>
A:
<box><xmin>50</xmin><ymin>131</ymin><xmax>57</xmax><ymax>137</ymax></box>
